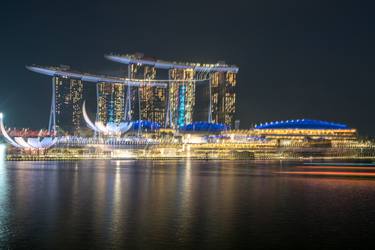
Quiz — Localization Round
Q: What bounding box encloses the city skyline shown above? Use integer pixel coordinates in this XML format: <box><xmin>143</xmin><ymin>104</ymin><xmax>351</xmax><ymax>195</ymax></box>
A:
<box><xmin>23</xmin><ymin>53</ymin><xmax>237</xmax><ymax>134</ymax></box>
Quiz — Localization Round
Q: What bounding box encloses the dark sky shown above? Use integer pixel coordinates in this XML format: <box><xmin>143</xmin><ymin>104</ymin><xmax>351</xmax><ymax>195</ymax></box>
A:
<box><xmin>0</xmin><ymin>0</ymin><xmax>374</xmax><ymax>135</ymax></box>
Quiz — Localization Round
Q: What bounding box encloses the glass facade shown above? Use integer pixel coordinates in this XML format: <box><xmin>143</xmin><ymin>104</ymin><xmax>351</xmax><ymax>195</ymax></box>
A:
<box><xmin>209</xmin><ymin>72</ymin><xmax>236</xmax><ymax>127</ymax></box>
<box><xmin>96</xmin><ymin>82</ymin><xmax>125</xmax><ymax>124</ymax></box>
<box><xmin>168</xmin><ymin>68</ymin><xmax>195</xmax><ymax>128</ymax></box>
<box><xmin>128</xmin><ymin>64</ymin><xmax>167</xmax><ymax>126</ymax></box>
<box><xmin>53</xmin><ymin>76</ymin><xmax>84</xmax><ymax>133</ymax></box>
<box><xmin>40</xmin><ymin>56</ymin><xmax>238</xmax><ymax>133</ymax></box>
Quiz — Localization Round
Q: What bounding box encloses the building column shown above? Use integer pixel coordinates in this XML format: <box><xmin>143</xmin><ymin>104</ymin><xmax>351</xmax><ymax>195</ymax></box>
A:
<box><xmin>124</xmin><ymin>64</ymin><xmax>132</xmax><ymax>121</ymax></box>
<box><xmin>208</xmin><ymin>77</ymin><xmax>212</xmax><ymax>123</ymax></box>
<box><xmin>48</xmin><ymin>78</ymin><xmax>56</xmax><ymax>133</ymax></box>
<box><xmin>165</xmin><ymin>82</ymin><xmax>170</xmax><ymax>128</ymax></box>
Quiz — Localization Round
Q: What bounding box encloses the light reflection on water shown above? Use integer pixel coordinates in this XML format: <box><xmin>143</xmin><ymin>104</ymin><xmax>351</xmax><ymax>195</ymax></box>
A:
<box><xmin>0</xmin><ymin>144</ymin><xmax>9</xmax><ymax>246</ymax></box>
<box><xmin>0</xmin><ymin>159</ymin><xmax>375</xmax><ymax>249</ymax></box>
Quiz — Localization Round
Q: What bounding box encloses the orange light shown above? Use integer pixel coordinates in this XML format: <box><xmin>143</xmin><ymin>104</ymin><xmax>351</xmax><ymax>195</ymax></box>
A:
<box><xmin>296</xmin><ymin>166</ymin><xmax>375</xmax><ymax>170</ymax></box>
<box><xmin>276</xmin><ymin>171</ymin><xmax>375</xmax><ymax>177</ymax></box>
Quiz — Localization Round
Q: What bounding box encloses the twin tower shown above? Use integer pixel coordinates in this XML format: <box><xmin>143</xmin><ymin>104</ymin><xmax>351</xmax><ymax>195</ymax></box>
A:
<box><xmin>27</xmin><ymin>53</ymin><xmax>239</xmax><ymax>134</ymax></box>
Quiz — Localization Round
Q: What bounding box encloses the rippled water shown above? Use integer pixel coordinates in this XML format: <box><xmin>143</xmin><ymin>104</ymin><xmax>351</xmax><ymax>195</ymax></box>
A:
<box><xmin>1</xmin><ymin>146</ymin><xmax>375</xmax><ymax>249</ymax></box>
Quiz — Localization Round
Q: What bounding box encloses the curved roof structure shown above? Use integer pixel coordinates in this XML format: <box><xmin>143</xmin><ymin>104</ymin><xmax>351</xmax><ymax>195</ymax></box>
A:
<box><xmin>105</xmin><ymin>54</ymin><xmax>239</xmax><ymax>73</ymax></box>
<box><xmin>254</xmin><ymin>119</ymin><xmax>349</xmax><ymax>130</ymax></box>
<box><xmin>82</xmin><ymin>102</ymin><xmax>133</xmax><ymax>135</ymax></box>
<box><xmin>83</xmin><ymin>102</ymin><xmax>160</xmax><ymax>133</ymax></box>
<box><xmin>27</xmin><ymin>65</ymin><xmax>211</xmax><ymax>85</ymax></box>
<box><xmin>27</xmin><ymin>65</ymin><xmax>168</xmax><ymax>87</ymax></box>
<box><xmin>180</xmin><ymin>122</ymin><xmax>229</xmax><ymax>132</ymax></box>
<box><xmin>0</xmin><ymin>112</ymin><xmax>57</xmax><ymax>149</ymax></box>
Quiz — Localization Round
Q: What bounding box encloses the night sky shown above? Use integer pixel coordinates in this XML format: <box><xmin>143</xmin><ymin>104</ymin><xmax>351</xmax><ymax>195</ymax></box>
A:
<box><xmin>1</xmin><ymin>0</ymin><xmax>374</xmax><ymax>135</ymax></box>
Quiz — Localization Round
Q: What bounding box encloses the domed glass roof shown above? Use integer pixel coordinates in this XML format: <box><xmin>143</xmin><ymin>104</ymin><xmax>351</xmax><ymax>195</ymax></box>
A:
<box><xmin>180</xmin><ymin>122</ymin><xmax>228</xmax><ymax>132</ymax></box>
<box><xmin>255</xmin><ymin>119</ymin><xmax>349</xmax><ymax>130</ymax></box>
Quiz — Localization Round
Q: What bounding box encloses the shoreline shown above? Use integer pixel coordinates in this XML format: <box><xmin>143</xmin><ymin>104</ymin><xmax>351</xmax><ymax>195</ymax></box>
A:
<box><xmin>6</xmin><ymin>155</ymin><xmax>375</xmax><ymax>162</ymax></box>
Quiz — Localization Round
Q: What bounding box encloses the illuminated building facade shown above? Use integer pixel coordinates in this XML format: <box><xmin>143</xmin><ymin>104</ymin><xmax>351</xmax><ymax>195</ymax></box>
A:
<box><xmin>53</xmin><ymin>76</ymin><xmax>84</xmax><ymax>133</ymax></box>
<box><xmin>168</xmin><ymin>68</ymin><xmax>195</xmax><ymax>128</ymax></box>
<box><xmin>96</xmin><ymin>82</ymin><xmax>125</xmax><ymax>124</ymax></box>
<box><xmin>210</xmin><ymin>71</ymin><xmax>236</xmax><ymax>127</ymax></box>
<box><xmin>223</xmin><ymin>119</ymin><xmax>357</xmax><ymax>143</ymax></box>
<box><xmin>4</xmin><ymin>59</ymin><xmax>375</xmax><ymax>160</ymax></box>
<box><xmin>105</xmin><ymin>53</ymin><xmax>239</xmax><ymax>129</ymax></box>
<box><xmin>126</xmin><ymin>62</ymin><xmax>167</xmax><ymax>126</ymax></box>
<box><xmin>26</xmin><ymin>53</ymin><xmax>239</xmax><ymax>132</ymax></box>
<box><xmin>26</xmin><ymin>65</ymin><xmax>167</xmax><ymax>134</ymax></box>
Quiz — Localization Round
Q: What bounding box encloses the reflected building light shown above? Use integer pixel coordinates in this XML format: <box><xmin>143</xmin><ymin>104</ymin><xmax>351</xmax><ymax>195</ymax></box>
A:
<box><xmin>0</xmin><ymin>144</ymin><xmax>5</xmax><ymax>162</ymax></box>
<box><xmin>0</xmin><ymin>143</ymin><xmax>7</xmax><ymax>225</ymax></box>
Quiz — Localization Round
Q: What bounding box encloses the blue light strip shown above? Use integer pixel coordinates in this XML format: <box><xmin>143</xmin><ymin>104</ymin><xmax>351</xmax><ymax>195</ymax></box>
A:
<box><xmin>179</xmin><ymin>121</ymin><xmax>228</xmax><ymax>132</ymax></box>
<box><xmin>178</xmin><ymin>84</ymin><xmax>186</xmax><ymax>127</ymax></box>
<box><xmin>108</xmin><ymin>87</ymin><xmax>114</xmax><ymax>123</ymax></box>
<box><xmin>255</xmin><ymin>119</ymin><xmax>349</xmax><ymax>130</ymax></box>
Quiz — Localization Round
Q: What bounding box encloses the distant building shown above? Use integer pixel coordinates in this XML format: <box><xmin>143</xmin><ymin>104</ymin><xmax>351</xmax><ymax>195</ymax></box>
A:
<box><xmin>225</xmin><ymin>119</ymin><xmax>357</xmax><ymax>142</ymax></box>
<box><xmin>105</xmin><ymin>53</ymin><xmax>239</xmax><ymax>129</ymax></box>
<box><xmin>127</xmin><ymin>62</ymin><xmax>167</xmax><ymax>126</ymax></box>
<box><xmin>28</xmin><ymin>53</ymin><xmax>239</xmax><ymax>131</ymax></box>
<box><xmin>168</xmin><ymin>68</ymin><xmax>195</xmax><ymax>128</ymax></box>
<box><xmin>96</xmin><ymin>82</ymin><xmax>125</xmax><ymax>124</ymax></box>
<box><xmin>53</xmin><ymin>76</ymin><xmax>84</xmax><ymax>133</ymax></box>
<box><xmin>210</xmin><ymin>71</ymin><xmax>236</xmax><ymax>127</ymax></box>
<box><xmin>27</xmin><ymin>65</ymin><xmax>167</xmax><ymax>133</ymax></box>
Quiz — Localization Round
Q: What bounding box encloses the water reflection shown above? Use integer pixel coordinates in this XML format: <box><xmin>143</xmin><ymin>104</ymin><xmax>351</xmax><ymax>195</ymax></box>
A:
<box><xmin>0</xmin><ymin>145</ymin><xmax>9</xmax><ymax>247</ymax></box>
<box><xmin>1</xmin><ymin>159</ymin><xmax>375</xmax><ymax>249</ymax></box>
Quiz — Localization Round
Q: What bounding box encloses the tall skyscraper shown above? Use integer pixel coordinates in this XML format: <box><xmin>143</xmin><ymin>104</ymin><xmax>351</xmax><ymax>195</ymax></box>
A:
<box><xmin>168</xmin><ymin>68</ymin><xmax>195</xmax><ymax>128</ymax></box>
<box><xmin>210</xmin><ymin>71</ymin><xmax>236</xmax><ymax>127</ymax></box>
<box><xmin>53</xmin><ymin>76</ymin><xmax>84</xmax><ymax>133</ymax></box>
<box><xmin>127</xmin><ymin>63</ymin><xmax>167</xmax><ymax>126</ymax></box>
<box><xmin>96</xmin><ymin>82</ymin><xmax>125</xmax><ymax>124</ymax></box>
<box><xmin>104</xmin><ymin>53</ymin><xmax>239</xmax><ymax>128</ymax></box>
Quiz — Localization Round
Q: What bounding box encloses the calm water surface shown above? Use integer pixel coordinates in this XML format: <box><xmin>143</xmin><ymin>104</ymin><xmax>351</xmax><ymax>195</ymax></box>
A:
<box><xmin>0</xmin><ymin>146</ymin><xmax>375</xmax><ymax>249</ymax></box>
